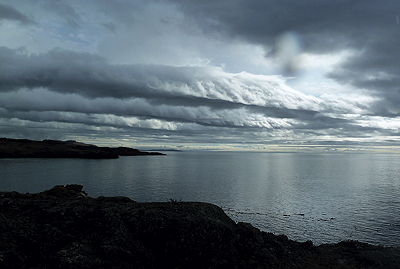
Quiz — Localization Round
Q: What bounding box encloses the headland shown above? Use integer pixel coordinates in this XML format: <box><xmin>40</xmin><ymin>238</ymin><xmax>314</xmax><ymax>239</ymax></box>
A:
<box><xmin>0</xmin><ymin>185</ymin><xmax>399</xmax><ymax>268</ymax></box>
<box><xmin>0</xmin><ymin>138</ymin><xmax>164</xmax><ymax>159</ymax></box>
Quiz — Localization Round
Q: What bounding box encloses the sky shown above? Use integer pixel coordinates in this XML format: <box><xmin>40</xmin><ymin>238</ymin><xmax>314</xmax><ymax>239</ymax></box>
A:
<box><xmin>1</xmin><ymin>0</ymin><xmax>400</xmax><ymax>152</ymax></box>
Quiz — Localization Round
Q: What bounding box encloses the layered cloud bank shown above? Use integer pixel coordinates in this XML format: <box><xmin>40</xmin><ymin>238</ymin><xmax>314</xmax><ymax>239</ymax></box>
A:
<box><xmin>1</xmin><ymin>1</ymin><xmax>399</xmax><ymax>151</ymax></box>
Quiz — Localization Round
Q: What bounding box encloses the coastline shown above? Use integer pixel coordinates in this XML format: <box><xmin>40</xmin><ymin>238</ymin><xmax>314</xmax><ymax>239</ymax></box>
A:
<box><xmin>0</xmin><ymin>185</ymin><xmax>399</xmax><ymax>269</ymax></box>
<box><xmin>0</xmin><ymin>138</ymin><xmax>165</xmax><ymax>159</ymax></box>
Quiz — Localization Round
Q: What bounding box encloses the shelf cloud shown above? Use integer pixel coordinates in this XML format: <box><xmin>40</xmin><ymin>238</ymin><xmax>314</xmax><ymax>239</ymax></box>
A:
<box><xmin>1</xmin><ymin>0</ymin><xmax>399</xmax><ymax>151</ymax></box>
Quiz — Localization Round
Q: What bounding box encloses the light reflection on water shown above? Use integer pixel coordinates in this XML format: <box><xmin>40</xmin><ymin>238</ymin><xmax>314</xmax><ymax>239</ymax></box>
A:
<box><xmin>0</xmin><ymin>152</ymin><xmax>399</xmax><ymax>247</ymax></box>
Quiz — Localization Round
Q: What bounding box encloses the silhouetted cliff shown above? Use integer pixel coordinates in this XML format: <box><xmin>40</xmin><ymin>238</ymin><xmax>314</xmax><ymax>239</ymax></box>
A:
<box><xmin>0</xmin><ymin>185</ymin><xmax>399</xmax><ymax>268</ymax></box>
<box><xmin>0</xmin><ymin>138</ymin><xmax>164</xmax><ymax>159</ymax></box>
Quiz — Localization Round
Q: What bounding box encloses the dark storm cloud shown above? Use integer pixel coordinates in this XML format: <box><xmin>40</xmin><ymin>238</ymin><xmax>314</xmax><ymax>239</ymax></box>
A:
<box><xmin>0</xmin><ymin>47</ymin><xmax>174</xmax><ymax>100</ymax></box>
<box><xmin>328</xmin><ymin>36</ymin><xmax>400</xmax><ymax>116</ymax></box>
<box><xmin>0</xmin><ymin>47</ymin><xmax>325</xmax><ymax>114</ymax></box>
<box><xmin>0</xmin><ymin>46</ymin><xmax>361</xmax><ymax>138</ymax></box>
<box><xmin>1</xmin><ymin>0</ymin><xmax>399</xmax><ymax>150</ymax></box>
<box><xmin>0</xmin><ymin>3</ymin><xmax>36</xmax><ymax>24</ymax></box>
<box><xmin>167</xmin><ymin>0</ymin><xmax>398</xmax><ymax>53</ymax></box>
<box><xmin>168</xmin><ymin>0</ymin><xmax>400</xmax><ymax>112</ymax></box>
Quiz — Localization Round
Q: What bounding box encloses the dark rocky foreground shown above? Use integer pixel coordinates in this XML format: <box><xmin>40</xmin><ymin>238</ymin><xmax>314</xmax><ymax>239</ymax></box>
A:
<box><xmin>0</xmin><ymin>185</ymin><xmax>399</xmax><ymax>269</ymax></box>
<box><xmin>0</xmin><ymin>138</ymin><xmax>164</xmax><ymax>158</ymax></box>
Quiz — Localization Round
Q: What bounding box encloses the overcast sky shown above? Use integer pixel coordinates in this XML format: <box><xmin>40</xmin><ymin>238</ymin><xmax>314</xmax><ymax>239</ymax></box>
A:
<box><xmin>1</xmin><ymin>0</ymin><xmax>400</xmax><ymax>152</ymax></box>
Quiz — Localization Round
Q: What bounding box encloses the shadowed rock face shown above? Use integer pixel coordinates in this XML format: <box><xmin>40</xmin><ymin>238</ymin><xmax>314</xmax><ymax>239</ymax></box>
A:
<box><xmin>0</xmin><ymin>185</ymin><xmax>399</xmax><ymax>269</ymax></box>
<box><xmin>0</xmin><ymin>138</ymin><xmax>165</xmax><ymax>158</ymax></box>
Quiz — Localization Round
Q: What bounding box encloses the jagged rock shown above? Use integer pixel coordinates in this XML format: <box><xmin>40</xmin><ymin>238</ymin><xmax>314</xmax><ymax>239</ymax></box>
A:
<box><xmin>0</xmin><ymin>185</ymin><xmax>399</xmax><ymax>268</ymax></box>
<box><xmin>39</xmin><ymin>184</ymin><xmax>88</xmax><ymax>198</ymax></box>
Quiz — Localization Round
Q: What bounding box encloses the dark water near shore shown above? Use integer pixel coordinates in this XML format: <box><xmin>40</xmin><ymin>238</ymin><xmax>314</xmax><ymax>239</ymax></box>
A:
<box><xmin>1</xmin><ymin>151</ymin><xmax>399</xmax><ymax>247</ymax></box>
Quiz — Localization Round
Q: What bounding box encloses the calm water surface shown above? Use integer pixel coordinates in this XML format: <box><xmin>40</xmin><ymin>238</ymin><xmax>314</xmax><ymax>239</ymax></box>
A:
<box><xmin>1</xmin><ymin>152</ymin><xmax>399</xmax><ymax>247</ymax></box>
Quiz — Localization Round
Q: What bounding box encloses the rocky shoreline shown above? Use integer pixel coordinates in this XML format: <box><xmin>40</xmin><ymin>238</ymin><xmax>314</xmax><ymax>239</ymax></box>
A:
<box><xmin>1</xmin><ymin>185</ymin><xmax>399</xmax><ymax>268</ymax></box>
<box><xmin>0</xmin><ymin>138</ymin><xmax>164</xmax><ymax>159</ymax></box>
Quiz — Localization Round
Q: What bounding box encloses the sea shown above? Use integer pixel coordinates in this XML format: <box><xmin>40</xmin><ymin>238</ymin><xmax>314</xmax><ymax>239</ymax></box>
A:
<box><xmin>1</xmin><ymin>151</ymin><xmax>399</xmax><ymax>247</ymax></box>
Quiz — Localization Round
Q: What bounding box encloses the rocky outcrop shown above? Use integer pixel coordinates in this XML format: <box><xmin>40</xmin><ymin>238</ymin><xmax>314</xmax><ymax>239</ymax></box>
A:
<box><xmin>0</xmin><ymin>138</ymin><xmax>165</xmax><ymax>158</ymax></box>
<box><xmin>0</xmin><ymin>185</ymin><xmax>399</xmax><ymax>269</ymax></box>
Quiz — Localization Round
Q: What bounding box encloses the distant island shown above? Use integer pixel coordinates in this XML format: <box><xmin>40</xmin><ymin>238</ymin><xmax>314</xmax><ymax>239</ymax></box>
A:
<box><xmin>0</xmin><ymin>138</ymin><xmax>165</xmax><ymax>159</ymax></box>
<box><xmin>148</xmin><ymin>148</ymin><xmax>183</xmax><ymax>152</ymax></box>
